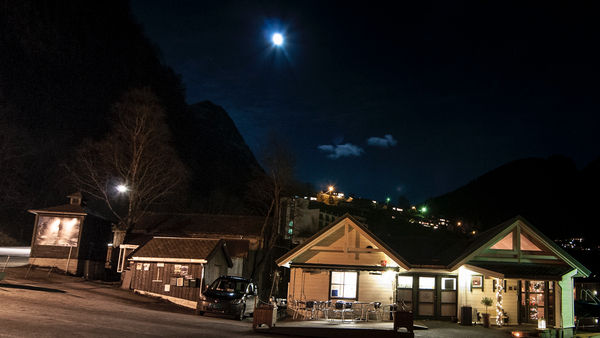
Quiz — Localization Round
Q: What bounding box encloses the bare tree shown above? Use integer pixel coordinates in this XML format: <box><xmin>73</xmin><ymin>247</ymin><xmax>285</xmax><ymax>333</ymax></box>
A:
<box><xmin>247</xmin><ymin>133</ymin><xmax>296</xmax><ymax>299</ymax></box>
<box><xmin>67</xmin><ymin>88</ymin><xmax>187</xmax><ymax>245</ymax></box>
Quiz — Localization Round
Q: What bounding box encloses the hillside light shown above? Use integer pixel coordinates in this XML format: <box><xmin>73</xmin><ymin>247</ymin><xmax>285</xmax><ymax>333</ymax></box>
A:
<box><xmin>420</xmin><ymin>206</ymin><xmax>427</xmax><ymax>213</ymax></box>
<box><xmin>272</xmin><ymin>33</ymin><xmax>284</xmax><ymax>46</ymax></box>
<box><xmin>116</xmin><ymin>184</ymin><xmax>129</xmax><ymax>193</ymax></box>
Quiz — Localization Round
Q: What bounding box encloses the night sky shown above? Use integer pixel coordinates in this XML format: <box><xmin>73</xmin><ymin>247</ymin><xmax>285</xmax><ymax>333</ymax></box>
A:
<box><xmin>131</xmin><ymin>1</ymin><xmax>600</xmax><ymax>203</ymax></box>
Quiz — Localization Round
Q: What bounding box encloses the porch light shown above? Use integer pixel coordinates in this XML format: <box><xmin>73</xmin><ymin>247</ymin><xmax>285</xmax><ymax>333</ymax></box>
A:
<box><xmin>538</xmin><ymin>318</ymin><xmax>546</xmax><ymax>329</ymax></box>
<box><xmin>383</xmin><ymin>270</ymin><xmax>395</xmax><ymax>282</ymax></box>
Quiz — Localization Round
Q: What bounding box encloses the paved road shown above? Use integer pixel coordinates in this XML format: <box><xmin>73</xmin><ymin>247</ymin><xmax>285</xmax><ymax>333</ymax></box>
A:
<box><xmin>0</xmin><ymin>267</ymin><xmax>275</xmax><ymax>338</ymax></box>
<box><xmin>1</xmin><ymin>267</ymin><xmax>514</xmax><ymax>337</ymax></box>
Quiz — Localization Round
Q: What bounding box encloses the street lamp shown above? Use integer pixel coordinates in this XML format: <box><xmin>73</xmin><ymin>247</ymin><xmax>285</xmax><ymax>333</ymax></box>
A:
<box><xmin>116</xmin><ymin>184</ymin><xmax>129</xmax><ymax>193</ymax></box>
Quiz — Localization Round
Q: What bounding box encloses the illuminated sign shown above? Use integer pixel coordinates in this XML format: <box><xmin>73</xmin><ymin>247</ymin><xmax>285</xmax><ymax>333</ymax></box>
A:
<box><xmin>35</xmin><ymin>216</ymin><xmax>80</xmax><ymax>247</ymax></box>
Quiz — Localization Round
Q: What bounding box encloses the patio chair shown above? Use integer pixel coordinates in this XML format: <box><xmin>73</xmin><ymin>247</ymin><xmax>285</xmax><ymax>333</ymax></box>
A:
<box><xmin>365</xmin><ymin>302</ymin><xmax>383</xmax><ymax>321</ymax></box>
<box><xmin>316</xmin><ymin>301</ymin><xmax>332</xmax><ymax>320</ymax></box>
<box><xmin>302</xmin><ymin>301</ymin><xmax>316</xmax><ymax>320</ymax></box>
<box><xmin>332</xmin><ymin>301</ymin><xmax>353</xmax><ymax>322</ymax></box>
<box><xmin>292</xmin><ymin>300</ymin><xmax>305</xmax><ymax>320</ymax></box>
<box><xmin>382</xmin><ymin>303</ymin><xmax>398</xmax><ymax>321</ymax></box>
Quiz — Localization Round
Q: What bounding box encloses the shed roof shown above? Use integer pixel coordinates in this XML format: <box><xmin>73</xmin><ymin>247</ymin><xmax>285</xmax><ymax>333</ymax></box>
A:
<box><xmin>131</xmin><ymin>237</ymin><xmax>222</xmax><ymax>260</ymax></box>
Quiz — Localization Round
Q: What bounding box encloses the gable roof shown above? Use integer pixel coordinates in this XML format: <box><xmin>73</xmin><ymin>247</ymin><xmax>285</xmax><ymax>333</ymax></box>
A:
<box><xmin>448</xmin><ymin>215</ymin><xmax>590</xmax><ymax>276</ymax></box>
<box><xmin>28</xmin><ymin>203</ymin><xmax>87</xmax><ymax>216</ymax></box>
<box><xmin>277</xmin><ymin>214</ymin><xmax>590</xmax><ymax>278</ymax></box>
<box><xmin>276</xmin><ymin>213</ymin><xmax>411</xmax><ymax>269</ymax></box>
<box><xmin>130</xmin><ymin>213</ymin><xmax>265</xmax><ymax>238</ymax></box>
<box><xmin>130</xmin><ymin>237</ymin><xmax>232</xmax><ymax>266</ymax></box>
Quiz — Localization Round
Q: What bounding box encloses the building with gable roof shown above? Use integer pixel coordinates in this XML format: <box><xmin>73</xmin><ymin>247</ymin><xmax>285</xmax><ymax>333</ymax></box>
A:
<box><xmin>128</xmin><ymin>237</ymin><xmax>232</xmax><ymax>309</ymax></box>
<box><xmin>28</xmin><ymin>192</ymin><xmax>112</xmax><ymax>279</ymax></box>
<box><xmin>277</xmin><ymin>214</ymin><xmax>589</xmax><ymax>334</ymax></box>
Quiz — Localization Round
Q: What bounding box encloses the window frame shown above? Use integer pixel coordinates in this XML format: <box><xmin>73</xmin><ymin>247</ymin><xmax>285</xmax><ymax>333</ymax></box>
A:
<box><xmin>329</xmin><ymin>271</ymin><xmax>359</xmax><ymax>300</ymax></box>
<box><xmin>471</xmin><ymin>275</ymin><xmax>484</xmax><ymax>291</ymax></box>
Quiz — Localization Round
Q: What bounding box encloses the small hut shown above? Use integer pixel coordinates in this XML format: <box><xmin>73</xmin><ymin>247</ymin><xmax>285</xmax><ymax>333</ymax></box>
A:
<box><xmin>128</xmin><ymin>237</ymin><xmax>232</xmax><ymax>309</ymax></box>
<box><xmin>28</xmin><ymin>192</ymin><xmax>112</xmax><ymax>279</ymax></box>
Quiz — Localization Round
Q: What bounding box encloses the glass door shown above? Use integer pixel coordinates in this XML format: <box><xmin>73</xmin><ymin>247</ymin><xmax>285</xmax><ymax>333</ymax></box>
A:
<box><xmin>417</xmin><ymin>276</ymin><xmax>436</xmax><ymax>316</ymax></box>
<box><xmin>519</xmin><ymin>281</ymin><xmax>554</xmax><ymax>325</ymax></box>
<box><xmin>440</xmin><ymin>277</ymin><xmax>457</xmax><ymax>317</ymax></box>
<box><xmin>397</xmin><ymin>275</ymin><xmax>413</xmax><ymax>311</ymax></box>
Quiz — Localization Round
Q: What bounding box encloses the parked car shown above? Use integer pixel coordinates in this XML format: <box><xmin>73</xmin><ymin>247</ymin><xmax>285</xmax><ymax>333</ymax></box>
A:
<box><xmin>196</xmin><ymin>276</ymin><xmax>257</xmax><ymax>320</ymax></box>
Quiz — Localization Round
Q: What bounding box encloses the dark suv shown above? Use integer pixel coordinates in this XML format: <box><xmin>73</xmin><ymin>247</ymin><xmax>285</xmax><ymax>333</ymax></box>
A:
<box><xmin>196</xmin><ymin>276</ymin><xmax>257</xmax><ymax>320</ymax></box>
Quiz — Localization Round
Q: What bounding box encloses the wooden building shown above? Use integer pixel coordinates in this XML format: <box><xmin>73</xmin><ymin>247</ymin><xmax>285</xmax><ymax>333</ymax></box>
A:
<box><xmin>277</xmin><ymin>215</ymin><xmax>589</xmax><ymax>336</ymax></box>
<box><xmin>129</xmin><ymin>237</ymin><xmax>232</xmax><ymax>309</ymax></box>
<box><xmin>28</xmin><ymin>192</ymin><xmax>112</xmax><ymax>279</ymax></box>
<box><xmin>116</xmin><ymin>213</ymin><xmax>264</xmax><ymax>280</ymax></box>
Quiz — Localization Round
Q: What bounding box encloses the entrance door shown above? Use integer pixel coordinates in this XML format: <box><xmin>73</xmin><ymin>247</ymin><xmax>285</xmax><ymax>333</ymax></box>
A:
<box><xmin>519</xmin><ymin>281</ymin><xmax>555</xmax><ymax>325</ymax></box>
<box><xmin>417</xmin><ymin>276</ymin><xmax>436</xmax><ymax>317</ymax></box>
<box><xmin>440</xmin><ymin>277</ymin><xmax>458</xmax><ymax>317</ymax></box>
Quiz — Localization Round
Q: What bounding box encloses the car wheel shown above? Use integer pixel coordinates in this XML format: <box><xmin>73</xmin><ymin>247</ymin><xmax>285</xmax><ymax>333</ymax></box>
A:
<box><xmin>238</xmin><ymin>304</ymin><xmax>246</xmax><ymax>321</ymax></box>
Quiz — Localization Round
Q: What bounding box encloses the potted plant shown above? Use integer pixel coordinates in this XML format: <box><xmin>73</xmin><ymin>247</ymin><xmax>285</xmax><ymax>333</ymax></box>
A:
<box><xmin>481</xmin><ymin>297</ymin><xmax>493</xmax><ymax>328</ymax></box>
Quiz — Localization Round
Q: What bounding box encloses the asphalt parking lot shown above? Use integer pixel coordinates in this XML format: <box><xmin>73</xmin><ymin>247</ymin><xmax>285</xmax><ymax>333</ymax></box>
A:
<box><xmin>0</xmin><ymin>267</ymin><xmax>271</xmax><ymax>338</ymax></box>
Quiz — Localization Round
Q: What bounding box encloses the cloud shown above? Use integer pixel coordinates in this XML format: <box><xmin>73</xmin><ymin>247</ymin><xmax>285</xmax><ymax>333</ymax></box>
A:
<box><xmin>367</xmin><ymin>134</ymin><xmax>397</xmax><ymax>148</ymax></box>
<box><xmin>317</xmin><ymin>143</ymin><xmax>364</xmax><ymax>159</ymax></box>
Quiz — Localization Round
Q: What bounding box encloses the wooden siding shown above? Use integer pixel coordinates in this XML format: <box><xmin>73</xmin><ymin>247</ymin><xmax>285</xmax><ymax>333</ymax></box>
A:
<box><xmin>287</xmin><ymin>268</ymin><xmax>330</xmax><ymax>301</ymax></box>
<box><xmin>131</xmin><ymin>262</ymin><xmax>203</xmax><ymax>301</ymax></box>
<box><xmin>458</xmin><ymin>277</ymin><xmax>519</xmax><ymax>325</ymax></box>
<box><xmin>203</xmin><ymin>247</ymin><xmax>230</xmax><ymax>287</ymax></box>
<box><xmin>287</xmin><ymin>268</ymin><xmax>394</xmax><ymax>304</ymax></box>
<box><xmin>358</xmin><ymin>271</ymin><xmax>394</xmax><ymax>303</ymax></box>
<box><xmin>227</xmin><ymin>257</ymin><xmax>244</xmax><ymax>277</ymax></box>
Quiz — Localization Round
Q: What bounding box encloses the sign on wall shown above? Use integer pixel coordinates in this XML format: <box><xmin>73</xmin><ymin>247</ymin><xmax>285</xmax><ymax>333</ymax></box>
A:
<box><xmin>35</xmin><ymin>216</ymin><xmax>81</xmax><ymax>247</ymax></box>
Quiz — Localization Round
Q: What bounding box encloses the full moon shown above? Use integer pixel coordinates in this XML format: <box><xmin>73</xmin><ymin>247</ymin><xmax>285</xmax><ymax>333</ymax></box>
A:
<box><xmin>272</xmin><ymin>33</ymin><xmax>284</xmax><ymax>46</ymax></box>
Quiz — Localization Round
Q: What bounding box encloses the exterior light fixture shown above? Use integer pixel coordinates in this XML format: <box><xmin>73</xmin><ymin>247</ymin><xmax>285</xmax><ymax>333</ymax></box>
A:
<box><xmin>328</xmin><ymin>185</ymin><xmax>334</xmax><ymax>192</ymax></box>
<box><xmin>116</xmin><ymin>184</ymin><xmax>129</xmax><ymax>193</ymax></box>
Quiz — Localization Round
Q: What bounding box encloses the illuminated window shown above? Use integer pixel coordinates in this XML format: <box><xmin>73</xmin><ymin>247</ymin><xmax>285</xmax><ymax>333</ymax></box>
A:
<box><xmin>419</xmin><ymin>277</ymin><xmax>435</xmax><ymax>289</ymax></box>
<box><xmin>330</xmin><ymin>271</ymin><xmax>358</xmax><ymax>299</ymax></box>
<box><xmin>442</xmin><ymin>277</ymin><xmax>456</xmax><ymax>290</ymax></box>
<box><xmin>398</xmin><ymin>276</ymin><xmax>413</xmax><ymax>288</ymax></box>
<box><xmin>490</xmin><ymin>232</ymin><xmax>513</xmax><ymax>250</ymax></box>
